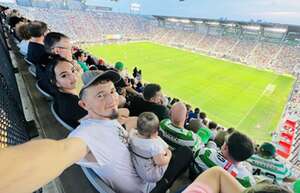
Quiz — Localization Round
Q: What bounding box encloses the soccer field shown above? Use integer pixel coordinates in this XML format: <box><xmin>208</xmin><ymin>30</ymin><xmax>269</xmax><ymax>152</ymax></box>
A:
<box><xmin>84</xmin><ymin>42</ymin><xmax>295</xmax><ymax>142</ymax></box>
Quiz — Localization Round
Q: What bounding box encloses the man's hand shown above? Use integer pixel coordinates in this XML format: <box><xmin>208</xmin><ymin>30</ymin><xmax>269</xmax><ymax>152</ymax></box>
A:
<box><xmin>117</xmin><ymin>108</ymin><xmax>130</xmax><ymax>125</ymax></box>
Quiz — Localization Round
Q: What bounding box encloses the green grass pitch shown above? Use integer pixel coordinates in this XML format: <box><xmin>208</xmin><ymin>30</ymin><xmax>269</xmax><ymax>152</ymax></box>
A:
<box><xmin>84</xmin><ymin>42</ymin><xmax>295</xmax><ymax>142</ymax></box>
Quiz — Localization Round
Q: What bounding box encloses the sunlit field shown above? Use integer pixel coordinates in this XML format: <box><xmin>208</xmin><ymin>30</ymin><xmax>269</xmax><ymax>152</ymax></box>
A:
<box><xmin>85</xmin><ymin>42</ymin><xmax>295</xmax><ymax>142</ymax></box>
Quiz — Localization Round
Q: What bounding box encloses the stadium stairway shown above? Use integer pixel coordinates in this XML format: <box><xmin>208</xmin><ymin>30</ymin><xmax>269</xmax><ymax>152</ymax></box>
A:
<box><xmin>5</xmin><ymin>26</ymin><xmax>99</xmax><ymax>193</ymax></box>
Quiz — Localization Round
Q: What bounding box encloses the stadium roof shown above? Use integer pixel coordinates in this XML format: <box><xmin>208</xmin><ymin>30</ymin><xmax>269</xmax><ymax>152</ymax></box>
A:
<box><xmin>153</xmin><ymin>15</ymin><xmax>300</xmax><ymax>34</ymax></box>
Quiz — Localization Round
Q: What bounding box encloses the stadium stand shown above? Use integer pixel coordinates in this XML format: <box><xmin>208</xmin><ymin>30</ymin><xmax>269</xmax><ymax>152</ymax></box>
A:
<box><xmin>214</xmin><ymin>35</ymin><xmax>238</xmax><ymax>55</ymax></box>
<box><xmin>231</xmin><ymin>39</ymin><xmax>257</xmax><ymax>63</ymax></box>
<box><xmin>1</xmin><ymin>3</ymin><xmax>300</xmax><ymax>193</ymax></box>
<box><xmin>274</xmin><ymin>45</ymin><xmax>300</xmax><ymax>74</ymax></box>
<box><xmin>198</xmin><ymin>35</ymin><xmax>219</xmax><ymax>52</ymax></box>
<box><xmin>247</xmin><ymin>42</ymin><xmax>281</xmax><ymax>68</ymax></box>
<box><xmin>9</xmin><ymin>6</ymin><xmax>299</xmax><ymax>74</ymax></box>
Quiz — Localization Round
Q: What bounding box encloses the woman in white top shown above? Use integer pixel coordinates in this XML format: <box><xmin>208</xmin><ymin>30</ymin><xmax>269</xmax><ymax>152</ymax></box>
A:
<box><xmin>15</xmin><ymin>22</ymin><xmax>30</xmax><ymax>56</ymax></box>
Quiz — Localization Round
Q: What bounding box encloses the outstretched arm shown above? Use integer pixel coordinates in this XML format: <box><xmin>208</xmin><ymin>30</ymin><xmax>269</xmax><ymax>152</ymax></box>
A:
<box><xmin>0</xmin><ymin>138</ymin><xmax>88</xmax><ymax>193</ymax></box>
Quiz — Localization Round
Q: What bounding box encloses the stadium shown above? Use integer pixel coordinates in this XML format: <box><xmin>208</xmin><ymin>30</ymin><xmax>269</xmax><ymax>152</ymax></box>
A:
<box><xmin>0</xmin><ymin>0</ymin><xmax>300</xmax><ymax>193</ymax></box>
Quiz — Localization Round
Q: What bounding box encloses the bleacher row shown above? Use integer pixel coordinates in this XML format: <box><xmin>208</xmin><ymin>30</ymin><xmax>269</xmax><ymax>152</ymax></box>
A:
<box><xmin>9</xmin><ymin>5</ymin><xmax>300</xmax><ymax>76</ymax></box>
<box><xmin>2</xmin><ymin>5</ymin><xmax>300</xmax><ymax>193</ymax></box>
<box><xmin>9</xmin><ymin>2</ymin><xmax>300</xmax><ymax>166</ymax></box>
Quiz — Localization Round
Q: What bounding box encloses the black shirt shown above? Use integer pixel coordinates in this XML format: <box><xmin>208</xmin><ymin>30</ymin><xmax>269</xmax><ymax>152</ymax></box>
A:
<box><xmin>53</xmin><ymin>91</ymin><xmax>87</xmax><ymax>129</ymax></box>
<box><xmin>37</xmin><ymin>61</ymin><xmax>56</xmax><ymax>96</ymax></box>
<box><xmin>27</xmin><ymin>42</ymin><xmax>47</xmax><ymax>65</ymax></box>
<box><xmin>27</xmin><ymin>42</ymin><xmax>51</xmax><ymax>80</ymax></box>
<box><xmin>129</xmin><ymin>96</ymin><xmax>169</xmax><ymax>121</ymax></box>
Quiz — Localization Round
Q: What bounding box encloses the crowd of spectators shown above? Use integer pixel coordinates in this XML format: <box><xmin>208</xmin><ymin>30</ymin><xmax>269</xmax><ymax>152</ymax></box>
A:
<box><xmin>185</xmin><ymin>33</ymin><xmax>204</xmax><ymax>48</ymax></box>
<box><xmin>197</xmin><ymin>35</ymin><xmax>219</xmax><ymax>52</ymax></box>
<box><xmin>8</xmin><ymin>5</ymin><xmax>300</xmax><ymax>76</ymax></box>
<box><xmin>214</xmin><ymin>35</ymin><xmax>237</xmax><ymax>54</ymax></box>
<box><xmin>247</xmin><ymin>42</ymin><xmax>281</xmax><ymax>68</ymax></box>
<box><xmin>14</xmin><ymin>6</ymin><xmax>149</xmax><ymax>43</ymax></box>
<box><xmin>280</xmin><ymin>77</ymin><xmax>300</xmax><ymax>166</ymax></box>
<box><xmin>150</xmin><ymin>27</ymin><xmax>299</xmax><ymax>75</ymax></box>
<box><xmin>2</xmin><ymin>6</ymin><xmax>300</xmax><ymax>193</ymax></box>
<box><xmin>287</xmin><ymin>78</ymin><xmax>300</xmax><ymax>119</ymax></box>
<box><xmin>230</xmin><ymin>39</ymin><xmax>258</xmax><ymax>62</ymax></box>
<box><xmin>273</xmin><ymin>45</ymin><xmax>300</xmax><ymax>74</ymax></box>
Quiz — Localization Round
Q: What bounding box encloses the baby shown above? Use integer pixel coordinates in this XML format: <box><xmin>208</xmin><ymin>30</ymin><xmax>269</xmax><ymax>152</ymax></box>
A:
<box><xmin>129</xmin><ymin>112</ymin><xmax>171</xmax><ymax>183</ymax></box>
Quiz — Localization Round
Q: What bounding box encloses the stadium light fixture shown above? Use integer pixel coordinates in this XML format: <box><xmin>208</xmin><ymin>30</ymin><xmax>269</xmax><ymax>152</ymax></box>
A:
<box><xmin>264</xmin><ymin>27</ymin><xmax>287</xmax><ymax>33</ymax></box>
<box><xmin>243</xmin><ymin>25</ymin><xmax>260</xmax><ymax>31</ymax></box>
<box><xmin>193</xmin><ymin>20</ymin><xmax>203</xmax><ymax>24</ymax></box>
<box><xmin>167</xmin><ymin>18</ymin><xmax>179</xmax><ymax>22</ymax></box>
<box><xmin>180</xmin><ymin>19</ymin><xmax>191</xmax><ymax>23</ymax></box>
<box><xmin>207</xmin><ymin>21</ymin><xmax>220</xmax><ymax>26</ymax></box>
<box><xmin>224</xmin><ymin>23</ymin><xmax>236</xmax><ymax>27</ymax></box>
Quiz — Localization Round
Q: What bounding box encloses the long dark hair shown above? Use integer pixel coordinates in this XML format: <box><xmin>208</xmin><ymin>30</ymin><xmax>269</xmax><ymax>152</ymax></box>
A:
<box><xmin>48</xmin><ymin>54</ymin><xmax>74</xmax><ymax>89</ymax></box>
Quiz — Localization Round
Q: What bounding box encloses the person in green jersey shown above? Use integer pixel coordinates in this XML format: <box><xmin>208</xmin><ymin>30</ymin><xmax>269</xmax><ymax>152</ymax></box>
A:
<box><xmin>247</xmin><ymin>142</ymin><xmax>296</xmax><ymax>184</ymax></box>
<box><xmin>160</xmin><ymin>102</ymin><xmax>211</xmax><ymax>155</ymax></box>
<box><xmin>294</xmin><ymin>179</ymin><xmax>300</xmax><ymax>193</ymax></box>
<box><xmin>194</xmin><ymin>131</ymin><xmax>255</xmax><ymax>188</ymax></box>
<box><xmin>182</xmin><ymin>167</ymin><xmax>292</xmax><ymax>193</ymax></box>
<box><xmin>74</xmin><ymin>49</ymin><xmax>89</xmax><ymax>72</ymax></box>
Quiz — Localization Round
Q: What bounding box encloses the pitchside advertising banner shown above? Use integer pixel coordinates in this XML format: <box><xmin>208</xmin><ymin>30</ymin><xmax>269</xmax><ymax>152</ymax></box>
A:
<box><xmin>104</xmin><ymin>34</ymin><xmax>122</xmax><ymax>40</ymax></box>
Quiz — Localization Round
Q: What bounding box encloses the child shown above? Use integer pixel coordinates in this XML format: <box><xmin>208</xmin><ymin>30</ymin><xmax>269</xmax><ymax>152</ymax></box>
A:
<box><xmin>129</xmin><ymin>112</ymin><xmax>171</xmax><ymax>183</ymax></box>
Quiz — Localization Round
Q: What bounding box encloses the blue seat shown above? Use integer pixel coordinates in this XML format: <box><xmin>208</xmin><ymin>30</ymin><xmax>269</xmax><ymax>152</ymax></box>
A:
<box><xmin>50</xmin><ymin>101</ymin><xmax>74</xmax><ymax>131</ymax></box>
<box><xmin>81</xmin><ymin>167</ymin><xmax>116</xmax><ymax>193</ymax></box>
<box><xmin>24</xmin><ymin>57</ymin><xmax>35</xmax><ymax>66</ymax></box>
<box><xmin>28</xmin><ymin>64</ymin><xmax>36</xmax><ymax>77</ymax></box>
<box><xmin>35</xmin><ymin>80</ymin><xmax>53</xmax><ymax>100</ymax></box>
<box><xmin>24</xmin><ymin>57</ymin><xmax>37</xmax><ymax>77</ymax></box>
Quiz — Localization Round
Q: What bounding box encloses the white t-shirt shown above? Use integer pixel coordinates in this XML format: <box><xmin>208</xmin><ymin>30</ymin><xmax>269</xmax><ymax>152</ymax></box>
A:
<box><xmin>68</xmin><ymin>119</ymin><xmax>153</xmax><ymax>193</ymax></box>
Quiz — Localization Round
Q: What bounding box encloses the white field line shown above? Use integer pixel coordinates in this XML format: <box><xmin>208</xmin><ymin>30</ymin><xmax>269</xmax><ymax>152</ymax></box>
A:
<box><xmin>117</xmin><ymin>45</ymin><xmax>266</xmax><ymax>128</ymax></box>
<box><xmin>235</xmin><ymin>76</ymin><xmax>279</xmax><ymax>128</ymax></box>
